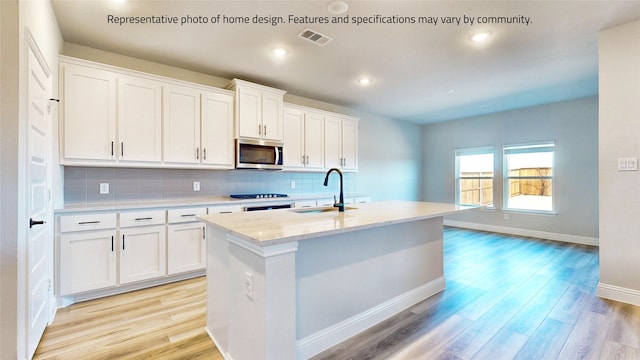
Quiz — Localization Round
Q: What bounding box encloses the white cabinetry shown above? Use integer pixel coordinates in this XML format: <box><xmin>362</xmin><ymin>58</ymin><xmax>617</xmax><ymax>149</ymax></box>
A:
<box><xmin>227</xmin><ymin>79</ymin><xmax>286</xmax><ymax>142</ymax></box>
<box><xmin>325</xmin><ymin>116</ymin><xmax>358</xmax><ymax>172</ymax></box>
<box><xmin>59</xmin><ymin>56</ymin><xmax>234</xmax><ymax>169</ymax></box>
<box><xmin>61</xmin><ymin>62</ymin><xmax>116</xmax><ymax>163</ymax></box>
<box><xmin>118</xmin><ymin>75</ymin><xmax>162</xmax><ymax>162</ymax></box>
<box><xmin>61</xmin><ymin>61</ymin><xmax>163</xmax><ymax>166</ymax></box>
<box><xmin>59</xmin><ymin>213</ymin><xmax>117</xmax><ymax>296</ymax></box>
<box><xmin>118</xmin><ymin>210</ymin><xmax>166</xmax><ymax>284</ymax></box>
<box><xmin>163</xmin><ymin>85</ymin><xmax>235</xmax><ymax>169</ymax></box>
<box><xmin>163</xmin><ymin>84</ymin><xmax>201</xmax><ymax>164</ymax></box>
<box><xmin>167</xmin><ymin>207</ymin><xmax>207</xmax><ymax>275</ymax></box>
<box><xmin>208</xmin><ymin>204</ymin><xmax>243</xmax><ymax>214</ymax></box>
<box><xmin>202</xmin><ymin>92</ymin><xmax>235</xmax><ymax>167</ymax></box>
<box><xmin>283</xmin><ymin>106</ymin><xmax>325</xmax><ymax>171</ymax></box>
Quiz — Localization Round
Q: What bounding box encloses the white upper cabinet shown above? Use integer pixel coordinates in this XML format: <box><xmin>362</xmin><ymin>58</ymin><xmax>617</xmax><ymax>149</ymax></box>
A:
<box><xmin>118</xmin><ymin>76</ymin><xmax>162</xmax><ymax>162</ymax></box>
<box><xmin>201</xmin><ymin>91</ymin><xmax>234</xmax><ymax>168</ymax></box>
<box><xmin>228</xmin><ymin>79</ymin><xmax>286</xmax><ymax>142</ymax></box>
<box><xmin>341</xmin><ymin>118</ymin><xmax>358</xmax><ymax>171</ymax></box>
<box><xmin>324</xmin><ymin>115</ymin><xmax>359</xmax><ymax>172</ymax></box>
<box><xmin>61</xmin><ymin>62</ymin><xmax>117</xmax><ymax>163</ymax></box>
<box><xmin>163</xmin><ymin>84</ymin><xmax>201</xmax><ymax>164</ymax></box>
<box><xmin>283</xmin><ymin>106</ymin><xmax>325</xmax><ymax>171</ymax></box>
<box><xmin>59</xmin><ymin>57</ymin><xmax>235</xmax><ymax>169</ymax></box>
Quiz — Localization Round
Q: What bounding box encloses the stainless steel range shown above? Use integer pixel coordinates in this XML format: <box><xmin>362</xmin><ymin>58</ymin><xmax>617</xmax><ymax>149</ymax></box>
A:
<box><xmin>230</xmin><ymin>193</ymin><xmax>291</xmax><ymax>211</ymax></box>
<box><xmin>229</xmin><ymin>193</ymin><xmax>289</xmax><ymax>199</ymax></box>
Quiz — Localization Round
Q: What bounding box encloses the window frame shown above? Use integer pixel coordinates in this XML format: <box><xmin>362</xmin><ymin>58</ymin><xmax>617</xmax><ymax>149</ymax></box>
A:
<box><xmin>502</xmin><ymin>141</ymin><xmax>556</xmax><ymax>214</ymax></box>
<box><xmin>454</xmin><ymin>146</ymin><xmax>495</xmax><ymax>209</ymax></box>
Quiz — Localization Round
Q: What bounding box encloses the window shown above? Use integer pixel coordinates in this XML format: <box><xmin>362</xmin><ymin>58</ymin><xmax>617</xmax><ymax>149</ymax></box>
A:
<box><xmin>503</xmin><ymin>142</ymin><xmax>555</xmax><ymax>212</ymax></box>
<box><xmin>455</xmin><ymin>147</ymin><xmax>494</xmax><ymax>207</ymax></box>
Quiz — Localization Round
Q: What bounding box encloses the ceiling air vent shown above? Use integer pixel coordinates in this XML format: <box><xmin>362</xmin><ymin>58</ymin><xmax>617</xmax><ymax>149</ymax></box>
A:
<box><xmin>298</xmin><ymin>28</ymin><xmax>333</xmax><ymax>46</ymax></box>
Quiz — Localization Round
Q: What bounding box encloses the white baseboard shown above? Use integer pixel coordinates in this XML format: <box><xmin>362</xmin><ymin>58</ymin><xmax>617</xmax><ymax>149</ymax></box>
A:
<box><xmin>296</xmin><ymin>276</ymin><xmax>446</xmax><ymax>359</ymax></box>
<box><xmin>206</xmin><ymin>326</ymin><xmax>234</xmax><ymax>360</ymax></box>
<box><xmin>597</xmin><ymin>282</ymin><xmax>640</xmax><ymax>307</ymax></box>
<box><xmin>444</xmin><ymin>220</ymin><xmax>599</xmax><ymax>246</ymax></box>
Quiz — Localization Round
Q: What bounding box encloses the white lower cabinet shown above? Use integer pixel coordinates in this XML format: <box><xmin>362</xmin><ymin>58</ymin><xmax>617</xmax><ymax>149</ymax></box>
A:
<box><xmin>59</xmin><ymin>213</ymin><xmax>117</xmax><ymax>296</ymax></box>
<box><xmin>119</xmin><ymin>224</ymin><xmax>167</xmax><ymax>284</ymax></box>
<box><xmin>167</xmin><ymin>207</ymin><xmax>207</xmax><ymax>275</ymax></box>
<box><xmin>60</xmin><ymin>229</ymin><xmax>117</xmax><ymax>296</ymax></box>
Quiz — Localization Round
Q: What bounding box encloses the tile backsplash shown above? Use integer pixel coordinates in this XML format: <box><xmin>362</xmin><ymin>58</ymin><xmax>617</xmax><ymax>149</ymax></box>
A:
<box><xmin>63</xmin><ymin>167</ymin><xmax>357</xmax><ymax>204</ymax></box>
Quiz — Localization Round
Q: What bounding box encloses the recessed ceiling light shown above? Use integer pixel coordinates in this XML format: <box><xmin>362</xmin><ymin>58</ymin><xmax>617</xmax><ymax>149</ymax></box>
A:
<box><xmin>470</xmin><ymin>32</ymin><xmax>491</xmax><ymax>42</ymax></box>
<box><xmin>447</xmin><ymin>89</ymin><xmax>456</xmax><ymax>94</ymax></box>
<box><xmin>272</xmin><ymin>48</ymin><xmax>288</xmax><ymax>57</ymax></box>
<box><xmin>328</xmin><ymin>1</ymin><xmax>349</xmax><ymax>15</ymax></box>
<box><xmin>357</xmin><ymin>77</ymin><xmax>371</xmax><ymax>86</ymax></box>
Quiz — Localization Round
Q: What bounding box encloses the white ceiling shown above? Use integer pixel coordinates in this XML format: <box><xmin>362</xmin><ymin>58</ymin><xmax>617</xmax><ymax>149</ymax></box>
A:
<box><xmin>51</xmin><ymin>0</ymin><xmax>640</xmax><ymax>124</ymax></box>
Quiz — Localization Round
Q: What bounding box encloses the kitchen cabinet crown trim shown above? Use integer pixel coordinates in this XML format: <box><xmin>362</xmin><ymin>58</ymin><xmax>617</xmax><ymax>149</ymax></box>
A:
<box><xmin>59</xmin><ymin>56</ymin><xmax>234</xmax><ymax>97</ymax></box>
<box><xmin>283</xmin><ymin>102</ymin><xmax>359</xmax><ymax>123</ymax></box>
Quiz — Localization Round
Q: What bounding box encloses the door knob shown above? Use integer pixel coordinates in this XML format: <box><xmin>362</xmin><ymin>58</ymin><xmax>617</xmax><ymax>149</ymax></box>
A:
<box><xmin>29</xmin><ymin>218</ymin><xmax>46</xmax><ymax>228</ymax></box>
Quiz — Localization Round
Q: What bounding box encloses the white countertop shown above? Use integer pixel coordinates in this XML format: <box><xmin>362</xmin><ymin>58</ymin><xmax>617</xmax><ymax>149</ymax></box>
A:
<box><xmin>199</xmin><ymin>201</ymin><xmax>477</xmax><ymax>246</ymax></box>
<box><xmin>54</xmin><ymin>193</ymin><xmax>364</xmax><ymax>214</ymax></box>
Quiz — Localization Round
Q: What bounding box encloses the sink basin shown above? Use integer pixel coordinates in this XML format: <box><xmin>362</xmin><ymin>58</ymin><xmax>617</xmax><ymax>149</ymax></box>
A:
<box><xmin>290</xmin><ymin>206</ymin><xmax>357</xmax><ymax>214</ymax></box>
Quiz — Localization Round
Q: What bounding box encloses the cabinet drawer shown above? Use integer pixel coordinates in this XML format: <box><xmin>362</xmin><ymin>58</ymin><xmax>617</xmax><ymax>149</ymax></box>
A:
<box><xmin>119</xmin><ymin>210</ymin><xmax>165</xmax><ymax>227</ymax></box>
<box><xmin>167</xmin><ymin>207</ymin><xmax>207</xmax><ymax>224</ymax></box>
<box><xmin>208</xmin><ymin>205</ymin><xmax>243</xmax><ymax>214</ymax></box>
<box><xmin>59</xmin><ymin>213</ymin><xmax>116</xmax><ymax>233</ymax></box>
<box><xmin>294</xmin><ymin>200</ymin><xmax>317</xmax><ymax>209</ymax></box>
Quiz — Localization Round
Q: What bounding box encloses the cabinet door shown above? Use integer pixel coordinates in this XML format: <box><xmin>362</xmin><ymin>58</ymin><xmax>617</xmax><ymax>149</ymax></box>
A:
<box><xmin>163</xmin><ymin>85</ymin><xmax>201</xmax><ymax>164</ymax></box>
<box><xmin>283</xmin><ymin>108</ymin><xmax>305</xmax><ymax>169</ymax></box>
<box><xmin>237</xmin><ymin>86</ymin><xmax>262</xmax><ymax>139</ymax></box>
<box><xmin>202</xmin><ymin>92</ymin><xmax>234</xmax><ymax>168</ymax></box>
<box><xmin>118</xmin><ymin>76</ymin><xmax>162</xmax><ymax>162</ymax></box>
<box><xmin>167</xmin><ymin>223</ymin><xmax>205</xmax><ymax>275</ymax></box>
<box><xmin>119</xmin><ymin>225</ymin><xmax>167</xmax><ymax>284</ymax></box>
<box><xmin>261</xmin><ymin>92</ymin><xmax>284</xmax><ymax>141</ymax></box>
<box><xmin>324</xmin><ymin>116</ymin><xmax>343</xmax><ymax>169</ymax></box>
<box><xmin>60</xmin><ymin>230</ymin><xmax>116</xmax><ymax>295</ymax></box>
<box><xmin>304</xmin><ymin>111</ymin><xmax>325</xmax><ymax>170</ymax></box>
<box><xmin>62</xmin><ymin>63</ymin><xmax>116</xmax><ymax>162</ymax></box>
<box><xmin>341</xmin><ymin>119</ymin><xmax>358</xmax><ymax>171</ymax></box>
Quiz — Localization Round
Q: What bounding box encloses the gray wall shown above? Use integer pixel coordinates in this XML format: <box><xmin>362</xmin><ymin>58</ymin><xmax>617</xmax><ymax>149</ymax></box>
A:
<box><xmin>61</xmin><ymin>44</ymin><xmax>423</xmax><ymax>205</ymax></box>
<box><xmin>422</xmin><ymin>96</ymin><xmax>599</xmax><ymax>240</ymax></box>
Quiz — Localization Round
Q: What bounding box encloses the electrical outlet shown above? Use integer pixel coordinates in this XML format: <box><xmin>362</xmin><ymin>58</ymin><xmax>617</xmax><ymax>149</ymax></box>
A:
<box><xmin>193</xmin><ymin>181</ymin><xmax>200</xmax><ymax>191</ymax></box>
<box><xmin>504</xmin><ymin>213</ymin><xmax>509</xmax><ymax>221</ymax></box>
<box><xmin>244</xmin><ymin>271</ymin><xmax>253</xmax><ymax>300</ymax></box>
<box><xmin>290</xmin><ymin>180</ymin><xmax>296</xmax><ymax>189</ymax></box>
<box><xmin>99</xmin><ymin>183</ymin><xmax>110</xmax><ymax>195</ymax></box>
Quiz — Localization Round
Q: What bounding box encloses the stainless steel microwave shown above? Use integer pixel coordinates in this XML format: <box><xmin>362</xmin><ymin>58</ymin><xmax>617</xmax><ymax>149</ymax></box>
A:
<box><xmin>236</xmin><ymin>138</ymin><xmax>284</xmax><ymax>170</ymax></box>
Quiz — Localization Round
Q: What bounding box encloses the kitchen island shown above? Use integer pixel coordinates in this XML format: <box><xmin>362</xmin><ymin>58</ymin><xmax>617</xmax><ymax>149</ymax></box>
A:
<box><xmin>200</xmin><ymin>201</ymin><xmax>476</xmax><ymax>360</ymax></box>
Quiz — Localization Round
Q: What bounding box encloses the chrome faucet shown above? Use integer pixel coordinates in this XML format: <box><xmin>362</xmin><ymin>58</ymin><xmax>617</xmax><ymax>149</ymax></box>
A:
<box><xmin>323</xmin><ymin>168</ymin><xmax>345</xmax><ymax>212</ymax></box>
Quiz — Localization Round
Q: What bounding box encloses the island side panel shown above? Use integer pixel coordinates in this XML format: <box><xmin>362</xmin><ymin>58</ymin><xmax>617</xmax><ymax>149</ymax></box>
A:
<box><xmin>296</xmin><ymin>217</ymin><xmax>445</xmax><ymax>358</ymax></box>
<box><xmin>205</xmin><ymin>225</ymin><xmax>230</xmax><ymax>355</ymax></box>
<box><xmin>226</xmin><ymin>237</ymin><xmax>298</xmax><ymax>360</ymax></box>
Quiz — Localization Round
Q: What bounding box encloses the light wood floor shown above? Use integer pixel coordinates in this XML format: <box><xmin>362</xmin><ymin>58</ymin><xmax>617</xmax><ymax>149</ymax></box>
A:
<box><xmin>314</xmin><ymin>227</ymin><xmax>640</xmax><ymax>360</ymax></box>
<box><xmin>35</xmin><ymin>227</ymin><xmax>640</xmax><ymax>360</ymax></box>
<box><xmin>33</xmin><ymin>276</ymin><xmax>221</xmax><ymax>360</ymax></box>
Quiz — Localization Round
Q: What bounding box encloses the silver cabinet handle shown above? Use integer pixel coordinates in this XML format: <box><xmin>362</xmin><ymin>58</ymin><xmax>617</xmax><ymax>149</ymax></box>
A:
<box><xmin>258</xmin><ymin>124</ymin><xmax>262</xmax><ymax>135</ymax></box>
<box><xmin>264</xmin><ymin>124</ymin><xmax>267</xmax><ymax>136</ymax></box>
<box><xmin>203</xmin><ymin>148</ymin><xmax>207</xmax><ymax>160</ymax></box>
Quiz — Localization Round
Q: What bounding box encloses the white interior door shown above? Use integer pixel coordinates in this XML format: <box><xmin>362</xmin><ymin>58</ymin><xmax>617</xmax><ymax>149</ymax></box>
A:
<box><xmin>26</xmin><ymin>36</ymin><xmax>53</xmax><ymax>359</ymax></box>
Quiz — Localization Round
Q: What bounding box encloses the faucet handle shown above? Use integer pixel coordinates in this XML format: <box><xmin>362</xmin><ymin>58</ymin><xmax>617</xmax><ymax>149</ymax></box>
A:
<box><xmin>333</xmin><ymin>195</ymin><xmax>337</xmax><ymax>205</ymax></box>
